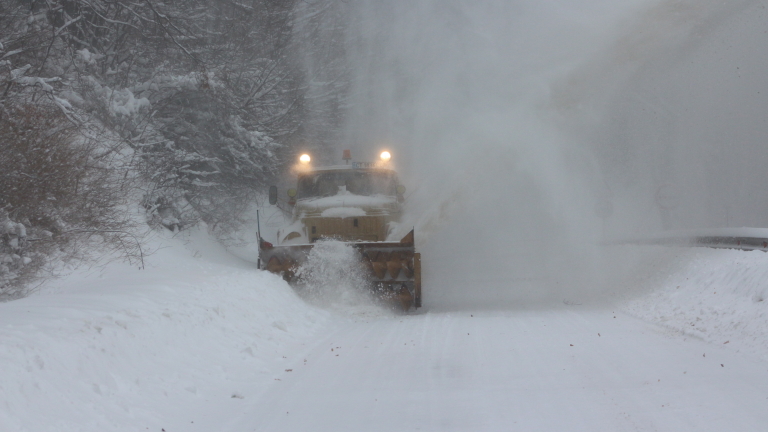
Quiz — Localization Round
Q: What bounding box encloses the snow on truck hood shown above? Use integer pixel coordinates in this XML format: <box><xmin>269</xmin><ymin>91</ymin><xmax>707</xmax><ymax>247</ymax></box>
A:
<box><xmin>320</xmin><ymin>207</ymin><xmax>367</xmax><ymax>218</ymax></box>
<box><xmin>296</xmin><ymin>193</ymin><xmax>398</xmax><ymax>216</ymax></box>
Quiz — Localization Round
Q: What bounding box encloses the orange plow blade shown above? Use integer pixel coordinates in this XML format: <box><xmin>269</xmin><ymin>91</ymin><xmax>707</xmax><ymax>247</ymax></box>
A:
<box><xmin>259</xmin><ymin>230</ymin><xmax>422</xmax><ymax>309</ymax></box>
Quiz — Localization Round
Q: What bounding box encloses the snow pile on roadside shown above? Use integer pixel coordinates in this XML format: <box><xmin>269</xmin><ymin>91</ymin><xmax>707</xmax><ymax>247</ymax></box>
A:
<box><xmin>0</xmin><ymin>228</ymin><xmax>328</xmax><ymax>432</ymax></box>
<box><xmin>623</xmin><ymin>247</ymin><xmax>768</xmax><ymax>361</ymax></box>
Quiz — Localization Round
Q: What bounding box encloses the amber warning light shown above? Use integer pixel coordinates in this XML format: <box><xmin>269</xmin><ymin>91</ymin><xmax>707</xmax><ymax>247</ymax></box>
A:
<box><xmin>380</xmin><ymin>151</ymin><xmax>391</xmax><ymax>162</ymax></box>
<box><xmin>299</xmin><ymin>154</ymin><xmax>311</xmax><ymax>164</ymax></box>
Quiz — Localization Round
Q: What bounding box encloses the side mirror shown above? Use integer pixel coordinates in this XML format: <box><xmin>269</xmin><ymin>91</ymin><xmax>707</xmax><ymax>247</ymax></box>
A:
<box><xmin>268</xmin><ymin>185</ymin><xmax>278</xmax><ymax>205</ymax></box>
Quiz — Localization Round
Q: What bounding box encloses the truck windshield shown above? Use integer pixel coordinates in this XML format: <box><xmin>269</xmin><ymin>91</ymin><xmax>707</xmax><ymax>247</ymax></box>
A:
<box><xmin>297</xmin><ymin>170</ymin><xmax>397</xmax><ymax>199</ymax></box>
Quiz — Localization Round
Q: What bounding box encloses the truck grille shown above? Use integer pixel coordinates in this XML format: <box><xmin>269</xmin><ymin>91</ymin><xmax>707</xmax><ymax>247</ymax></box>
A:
<box><xmin>303</xmin><ymin>216</ymin><xmax>386</xmax><ymax>243</ymax></box>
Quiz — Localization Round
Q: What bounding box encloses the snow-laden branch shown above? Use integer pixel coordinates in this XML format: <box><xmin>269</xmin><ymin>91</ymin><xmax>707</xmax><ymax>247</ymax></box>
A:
<box><xmin>55</xmin><ymin>15</ymin><xmax>84</xmax><ymax>36</ymax></box>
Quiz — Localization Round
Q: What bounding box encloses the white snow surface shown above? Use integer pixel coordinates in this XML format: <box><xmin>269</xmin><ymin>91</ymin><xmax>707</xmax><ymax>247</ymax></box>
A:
<box><xmin>623</xmin><ymin>246</ymin><xmax>768</xmax><ymax>362</ymax></box>
<box><xmin>0</xmin><ymin>229</ymin><xmax>329</xmax><ymax>432</ymax></box>
<box><xmin>2</xmin><ymin>232</ymin><xmax>768</xmax><ymax>431</ymax></box>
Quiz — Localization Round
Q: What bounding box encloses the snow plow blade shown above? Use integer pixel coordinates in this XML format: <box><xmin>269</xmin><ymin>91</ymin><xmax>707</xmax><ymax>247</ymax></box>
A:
<box><xmin>259</xmin><ymin>230</ymin><xmax>422</xmax><ymax>309</ymax></box>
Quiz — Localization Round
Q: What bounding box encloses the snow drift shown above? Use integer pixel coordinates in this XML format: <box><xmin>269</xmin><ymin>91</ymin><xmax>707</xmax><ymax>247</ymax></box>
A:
<box><xmin>0</xmin><ymin>229</ymin><xmax>328</xmax><ymax>432</ymax></box>
<box><xmin>623</xmin><ymin>246</ymin><xmax>768</xmax><ymax>362</ymax></box>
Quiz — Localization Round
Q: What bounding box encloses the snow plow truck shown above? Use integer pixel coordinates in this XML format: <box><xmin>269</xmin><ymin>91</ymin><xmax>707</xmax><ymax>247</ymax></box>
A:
<box><xmin>259</xmin><ymin>150</ymin><xmax>421</xmax><ymax>310</ymax></box>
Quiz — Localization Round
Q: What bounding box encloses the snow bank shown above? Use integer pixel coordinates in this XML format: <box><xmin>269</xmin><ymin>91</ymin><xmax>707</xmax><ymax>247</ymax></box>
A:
<box><xmin>0</xmin><ymin>229</ymin><xmax>328</xmax><ymax>432</ymax></box>
<box><xmin>622</xmin><ymin>247</ymin><xmax>768</xmax><ymax>362</ymax></box>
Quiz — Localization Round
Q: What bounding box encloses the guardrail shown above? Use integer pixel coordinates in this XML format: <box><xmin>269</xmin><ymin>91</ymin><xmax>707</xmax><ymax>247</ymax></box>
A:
<box><xmin>606</xmin><ymin>228</ymin><xmax>768</xmax><ymax>252</ymax></box>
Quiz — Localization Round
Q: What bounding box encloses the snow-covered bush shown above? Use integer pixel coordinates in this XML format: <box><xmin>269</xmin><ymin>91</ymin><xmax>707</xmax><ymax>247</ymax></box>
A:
<box><xmin>0</xmin><ymin>103</ymin><xmax>139</xmax><ymax>299</ymax></box>
<box><xmin>138</xmin><ymin>87</ymin><xmax>281</xmax><ymax>233</ymax></box>
<box><xmin>0</xmin><ymin>210</ymin><xmax>28</xmax><ymax>293</ymax></box>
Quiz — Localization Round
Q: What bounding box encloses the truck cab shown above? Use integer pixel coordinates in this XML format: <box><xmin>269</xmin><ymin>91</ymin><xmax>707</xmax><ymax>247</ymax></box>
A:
<box><xmin>277</xmin><ymin>165</ymin><xmax>405</xmax><ymax>245</ymax></box>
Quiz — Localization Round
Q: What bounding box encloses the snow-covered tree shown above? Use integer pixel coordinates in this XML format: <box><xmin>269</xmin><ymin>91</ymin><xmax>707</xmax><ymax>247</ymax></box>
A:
<box><xmin>292</xmin><ymin>0</ymin><xmax>353</xmax><ymax>165</ymax></box>
<box><xmin>1</xmin><ymin>0</ymin><xmax>307</xmax><ymax>232</ymax></box>
<box><xmin>0</xmin><ymin>0</ymin><xmax>311</xmax><ymax>295</ymax></box>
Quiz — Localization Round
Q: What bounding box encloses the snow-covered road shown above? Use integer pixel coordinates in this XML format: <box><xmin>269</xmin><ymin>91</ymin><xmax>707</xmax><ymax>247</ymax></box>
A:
<box><xmin>3</xmin><ymin>231</ymin><xmax>768</xmax><ymax>431</ymax></box>
<box><xmin>227</xmin><ymin>307</ymin><xmax>768</xmax><ymax>432</ymax></box>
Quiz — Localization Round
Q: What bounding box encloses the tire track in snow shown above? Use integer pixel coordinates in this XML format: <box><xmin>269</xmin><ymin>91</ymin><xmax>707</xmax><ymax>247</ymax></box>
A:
<box><xmin>226</xmin><ymin>308</ymin><xmax>768</xmax><ymax>432</ymax></box>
